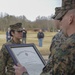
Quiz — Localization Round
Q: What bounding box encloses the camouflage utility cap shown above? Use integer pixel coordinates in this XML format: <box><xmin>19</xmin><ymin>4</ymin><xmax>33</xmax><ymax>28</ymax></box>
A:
<box><xmin>55</xmin><ymin>0</ymin><xmax>75</xmax><ymax>20</ymax></box>
<box><xmin>10</xmin><ymin>23</ymin><xmax>23</xmax><ymax>31</ymax></box>
<box><xmin>52</xmin><ymin>7</ymin><xmax>61</xmax><ymax>19</ymax></box>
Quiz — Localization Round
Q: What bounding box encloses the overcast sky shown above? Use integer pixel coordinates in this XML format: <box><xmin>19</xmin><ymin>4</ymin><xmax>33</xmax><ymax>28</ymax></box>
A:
<box><xmin>0</xmin><ymin>0</ymin><xmax>62</xmax><ymax>21</ymax></box>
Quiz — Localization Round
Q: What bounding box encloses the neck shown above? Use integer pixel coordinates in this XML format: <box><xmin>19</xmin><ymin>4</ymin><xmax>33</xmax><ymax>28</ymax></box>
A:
<box><xmin>67</xmin><ymin>25</ymin><xmax>75</xmax><ymax>36</ymax></box>
<box><xmin>12</xmin><ymin>37</ymin><xmax>20</xmax><ymax>43</ymax></box>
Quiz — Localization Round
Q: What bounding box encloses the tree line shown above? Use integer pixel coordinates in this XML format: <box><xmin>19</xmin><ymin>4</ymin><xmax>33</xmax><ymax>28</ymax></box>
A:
<box><xmin>0</xmin><ymin>13</ymin><xmax>57</xmax><ymax>32</ymax></box>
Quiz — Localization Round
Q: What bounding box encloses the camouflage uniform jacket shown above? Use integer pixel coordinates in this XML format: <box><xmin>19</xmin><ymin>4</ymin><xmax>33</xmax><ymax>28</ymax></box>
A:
<box><xmin>40</xmin><ymin>33</ymin><xmax>75</xmax><ymax>75</ymax></box>
<box><xmin>0</xmin><ymin>39</ymin><xmax>22</xmax><ymax>75</ymax></box>
<box><xmin>49</xmin><ymin>30</ymin><xmax>67</xmax><ymax>58</ymax></box>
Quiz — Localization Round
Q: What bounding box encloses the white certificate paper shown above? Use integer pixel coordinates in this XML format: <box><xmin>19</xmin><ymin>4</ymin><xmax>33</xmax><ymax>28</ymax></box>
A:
<box><xmin>11</xmin><ymin>47</ymin><xmax>45</xmax><ymax>75</ymax></box>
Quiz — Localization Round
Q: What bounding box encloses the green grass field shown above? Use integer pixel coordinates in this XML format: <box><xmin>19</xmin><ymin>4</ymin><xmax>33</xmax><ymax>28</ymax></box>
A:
<box><xmin>0</xmin><ymin>31</ymin><xmax>57</xmax><ymax>55</ymax></box>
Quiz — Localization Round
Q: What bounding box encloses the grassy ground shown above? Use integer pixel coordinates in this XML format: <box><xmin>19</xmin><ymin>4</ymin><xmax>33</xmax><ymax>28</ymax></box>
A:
<box><xmin>0</xmin><ymin>31</ymin><xmax>57</xmax><ymax>55</ymax></box>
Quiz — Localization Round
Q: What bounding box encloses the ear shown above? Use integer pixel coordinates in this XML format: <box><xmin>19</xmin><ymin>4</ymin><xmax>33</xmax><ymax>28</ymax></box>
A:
<box><xmin>11</xmin><ymin>31</ymin><xmax>14</xmax><ymax>36</ymax></box>
<box><xmin>69</xmin><ymin>14</ymin><xmax>74</xmax><ymax>25</ymax></box>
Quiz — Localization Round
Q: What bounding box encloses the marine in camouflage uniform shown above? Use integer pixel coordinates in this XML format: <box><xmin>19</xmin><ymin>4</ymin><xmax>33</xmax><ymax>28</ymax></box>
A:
<box><xmin>40</xmin><ymin>0</ymin><xmax>75</xmax><ymax>75</ymax></box>
<box><xmin>49</xmin><ymin>7</ymin><xmax>67</xmax><ymax>62</ymax></box>
<box><xmin>0</xmin><ymin>23</ymin><xmax>23</xmax><ymax>75</ymax></box>
<box><xmin>49</xmin><ymin>6</ymin><xmax>67</xmax><ymax>56</ymax></box>
<box><xmin>40</xmin><ymin>8</ymin><xmax>67</xmax><ymax>75</ymax></box>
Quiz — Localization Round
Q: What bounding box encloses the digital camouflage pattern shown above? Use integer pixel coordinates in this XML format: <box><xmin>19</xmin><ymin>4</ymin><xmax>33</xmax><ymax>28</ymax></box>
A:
<box><xmin>55</xmin><ymin>0</ymin><xmax>75</xmax><ymax>20</ymax></box>
<box><xmin>0</xmin><ymin>39</ymin><xmax>22</xmax><ymax>75</ymax></box>
<box><xmin>49</xmin><ymin>31</ymin><xmax>67</xmax><ymax>58</ymax></box>
<box><xmin>52</xmin><ymin>7</ymin><xmax>61</xmax><ymax>19</ymax></box>
<box><xmin>10</xmin><ymin>23</ymin><xmax>23</xmax><ymax>31</ymax></box>
<box><xmin>40</xmin><ymin>31</ymin><xmax>66</xmax><ymax>75</ymax></box>
<box><xmin>40</xmin><ymin>32</ymin><xmax>75</xmax><ymax>75</ymax></box>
